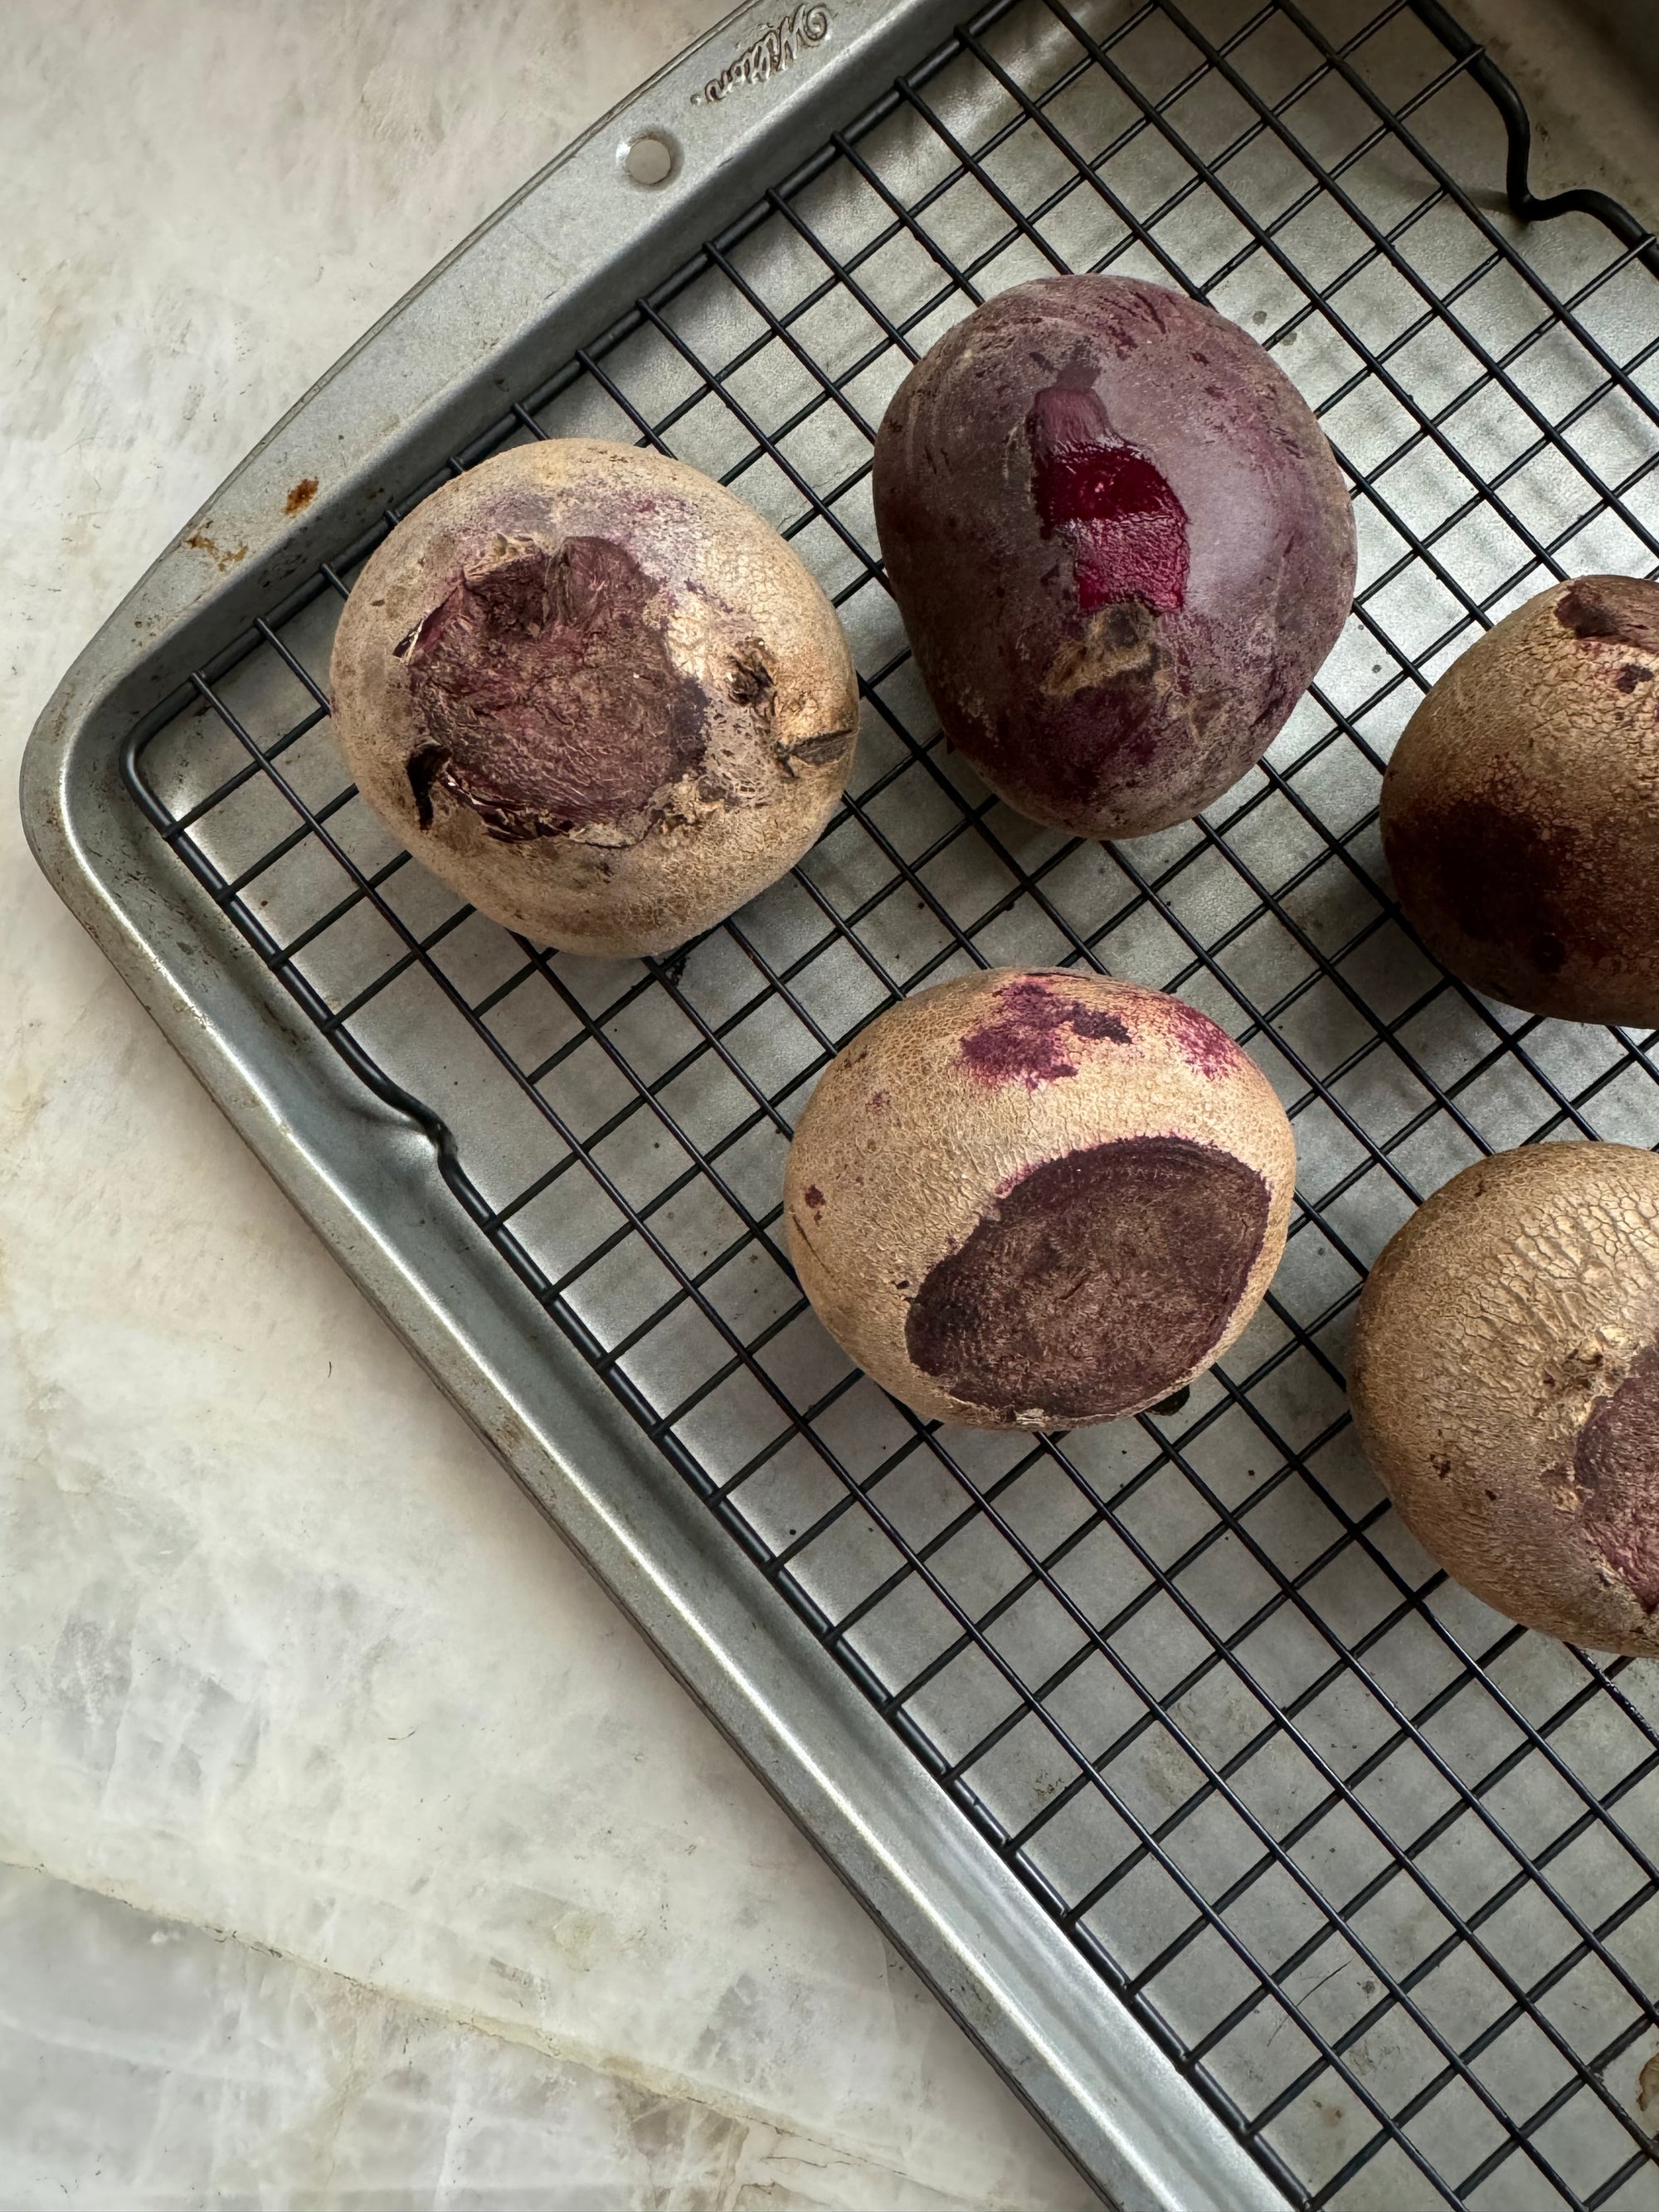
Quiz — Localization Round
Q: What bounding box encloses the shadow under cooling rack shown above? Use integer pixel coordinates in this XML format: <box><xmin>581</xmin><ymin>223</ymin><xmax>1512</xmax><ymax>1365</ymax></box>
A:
<box><xmin>120</xmin><ymin>1</ymin><xmax>1659</xmax><ymax>2205</ymax></box>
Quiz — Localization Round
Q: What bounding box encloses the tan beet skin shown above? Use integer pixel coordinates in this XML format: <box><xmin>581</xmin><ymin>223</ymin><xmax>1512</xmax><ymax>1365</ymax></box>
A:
<box><xmin>329</xmin><ymin>439</ymin><xmax>859</xmax><ymax>958</ymax></box>
<box><xmin>1382</xmin><ymin>574</ymin><xmax>1659</xmax><ymax>1026</ymax></box>
<box><xmin>1350</xmin><ymin>1142</ymin><xmax>1659</xmax><ymax>1656</ymax></box>
<box><xmin>785</xmin><ymin>969</ymin><xmax>1296</xmax><ymax>1431</ymax></box>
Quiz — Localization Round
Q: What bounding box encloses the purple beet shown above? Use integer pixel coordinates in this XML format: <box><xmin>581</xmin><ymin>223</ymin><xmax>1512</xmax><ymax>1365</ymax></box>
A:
<box><xmin>872</xmin><ymin>275</ymin><xmax>1356</xmax><ymax>840</ymax></box>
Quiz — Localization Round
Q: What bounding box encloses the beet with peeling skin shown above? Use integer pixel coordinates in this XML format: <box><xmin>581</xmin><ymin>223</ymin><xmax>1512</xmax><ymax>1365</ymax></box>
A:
<box><xmin>784</xmin><ymin>968</ymin><xmax>1296</xmax><ymax>1431</ymax></box>
<box><xmin>330</xmin><ymin>440</ymin><xmax>858</xmax><ymax>958</ymax></box>
<box><xmin>872</xmin><ymin>275</ymin><xmax>1355</xmax><ymax>841</ymax></box>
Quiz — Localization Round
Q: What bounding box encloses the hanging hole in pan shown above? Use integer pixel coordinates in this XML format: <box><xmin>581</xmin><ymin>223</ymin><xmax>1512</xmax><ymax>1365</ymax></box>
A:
<box><xmin>620</xmin><ymin>132</ymin><xmax>677</xmax><ymax>186</ymax></box>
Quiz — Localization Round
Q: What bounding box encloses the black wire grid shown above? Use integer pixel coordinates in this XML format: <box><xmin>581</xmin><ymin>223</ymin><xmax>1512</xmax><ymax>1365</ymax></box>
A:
<box><xmin>121</xmin><ymin>1</ymin><xmax>1659</xmax><ymax>2204</ymax></box>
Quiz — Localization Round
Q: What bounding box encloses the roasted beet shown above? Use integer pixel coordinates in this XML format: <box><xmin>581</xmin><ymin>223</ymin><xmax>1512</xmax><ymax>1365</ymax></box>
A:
<box><xmin>1381</xmin><ymin>574</ymin><xmax>1659</xmax><ymax>1025</ymax></box>
<box><xmin>1350</xmin><ymin>1142</ymin><xmax>1659</xmax><ymax>1655</ymax></box>
<box><xmin>330</xmin><ymin>440</ymin><xmax>858</xmax><ymax>958</ymax></box>
<box><xmin>872</xmin><ymin>275</ymin><xmax>1355</xmax><ymax>840</ymax></box>
<box><xmin>784</xmin><ymin>968</ymin><xmax>1295</xmax><ymax>1430</ymax></box>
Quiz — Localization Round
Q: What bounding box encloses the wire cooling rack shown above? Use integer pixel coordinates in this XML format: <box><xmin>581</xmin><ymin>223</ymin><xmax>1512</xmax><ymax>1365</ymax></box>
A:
<box><xmin>119</xmin><ymin>1</ymin><xmax>1659</xmax><ymax>2203</ymax></box>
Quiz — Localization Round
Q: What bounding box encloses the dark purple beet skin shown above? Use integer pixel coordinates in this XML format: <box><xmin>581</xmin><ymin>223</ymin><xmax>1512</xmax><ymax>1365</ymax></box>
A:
<box><xmin>872</xmin><ymin>275</ymin><xmax>1356</xmax><ymax>840</ymax></box>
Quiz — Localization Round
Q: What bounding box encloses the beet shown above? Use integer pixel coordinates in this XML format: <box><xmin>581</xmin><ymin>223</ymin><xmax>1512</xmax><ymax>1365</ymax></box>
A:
<box><xmin>1350</xmin><ymin>1142</ymin><xmax>1659</xmax><ymax>1655</ymax></box>
<box><xmin>330</xmin><ymin>441</ymin><xmax>858</xmax><ymax>959</ymax></box>
<box><xmin>784</xmin><ymin>968</ymin><xmax>1296</xmax><ymax>1430</ymax></box>
<box><xmin>872</xmin><ymin>275</ymin><xmax>1355</xmax><ymax>840</ymax></box>
<box><xmin>1380</xmin><ymin>574</ymin><xmax>1659</xmax><ymax>1024</ymax></box>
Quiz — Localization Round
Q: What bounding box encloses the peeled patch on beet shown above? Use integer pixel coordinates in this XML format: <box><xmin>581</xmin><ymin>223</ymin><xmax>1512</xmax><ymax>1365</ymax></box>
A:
<box><xmin>956</xmin><ymin>974</ymin><xmax>1130</xmax><ymax>1089</ymax></box>
<box><xmin>328</xmin><ymin>438</ymin><xmax>859</xmax><ymax>960</ymax></box>
<box><xmin>1554</xmin><ymin>576</ymin><xmax>1659</xmax><ymax>652</ymax></box>
<box><xmin>905</xmin><ymin>1135</ymin><xmax>1269</xmax><ymax>1421</ymax></box>
<box><xmin>1394</xmin><ymin>789</ymin><xmax>1589</xmax><ymax>980</ymax></box>
<box><xmin>873</xmin><ymin>275</ymin><xmax>1355</xmax><ymax>842</ymax></box>
<box><xmin>402</xmin><ymin>539</ymin><xmax>706</xmax><ymax>843</ymax></box>
<box><xmin>1165</xmin><ymin>998</ymin><xmax>1245</xmax><ymax>1081</ymax></box>
<box><xmin>1026</xmin><ymin>383</ymin><xmax>1188</xmax><ymax>616</ymax></box>
<box><xmin>1573</xmin><ymin>1344</ymin><xmax>1659</xmax><ymax>1613</ymax></box>
<box><xmin>782</xmin><ymin>966</ymin><xmax>1297</xmax><ymax>1432</ymax></box>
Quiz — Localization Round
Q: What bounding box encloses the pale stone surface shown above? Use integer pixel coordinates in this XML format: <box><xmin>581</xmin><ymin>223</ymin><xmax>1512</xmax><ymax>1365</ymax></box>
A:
<box><xmin>0</xmin><ymin>1863</ymin><xmax>1018</xmax><ymax>2211</ymax></box>
<box><xmin>0</xmin><ymin>2</ymin><xmax>1100</xmax><ymax>2204</ymax></box>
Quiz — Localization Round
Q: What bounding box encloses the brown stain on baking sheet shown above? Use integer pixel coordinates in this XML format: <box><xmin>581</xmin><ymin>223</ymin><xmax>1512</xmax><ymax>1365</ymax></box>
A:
<box><xmin>285</xmin><ymin>476</ymin><xmax>319</xmax><ymax>514</ymax></box>
<box><xmin>185</xmin><ymin>532</ymin><xmax>249</xmax><ymax>571</ymax></box>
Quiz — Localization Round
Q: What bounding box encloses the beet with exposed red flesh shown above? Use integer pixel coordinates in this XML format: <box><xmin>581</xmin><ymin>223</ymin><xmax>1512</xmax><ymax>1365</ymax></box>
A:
<box><xmin>330</xmin><ymin>440</ymin><xmax>858</xmax><ymax>958</ymax></box>
<box><xmin>872</xmin><ymin>275</ymin><xmax>1355</xmax><ymax>841</ymax></box>
<box><xmin>784</xmin><ymin>968</ymin><xmax>1296</xmax><ymax>1430</ymax></box>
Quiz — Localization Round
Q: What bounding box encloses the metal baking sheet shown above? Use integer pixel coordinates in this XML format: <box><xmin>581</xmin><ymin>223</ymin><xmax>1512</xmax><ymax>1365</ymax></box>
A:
<box><xmin>23</xmin><ymin>2</ymin><xmax>1659</xmax><ymax>2205</ymax></box>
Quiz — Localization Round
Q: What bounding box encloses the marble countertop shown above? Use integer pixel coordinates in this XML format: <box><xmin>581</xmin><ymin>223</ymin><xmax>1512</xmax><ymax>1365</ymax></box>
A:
<box><xmin>0</xmin><ymin>2</ymin><xmax>1102</xmax><ymax>2204</ymax></box>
